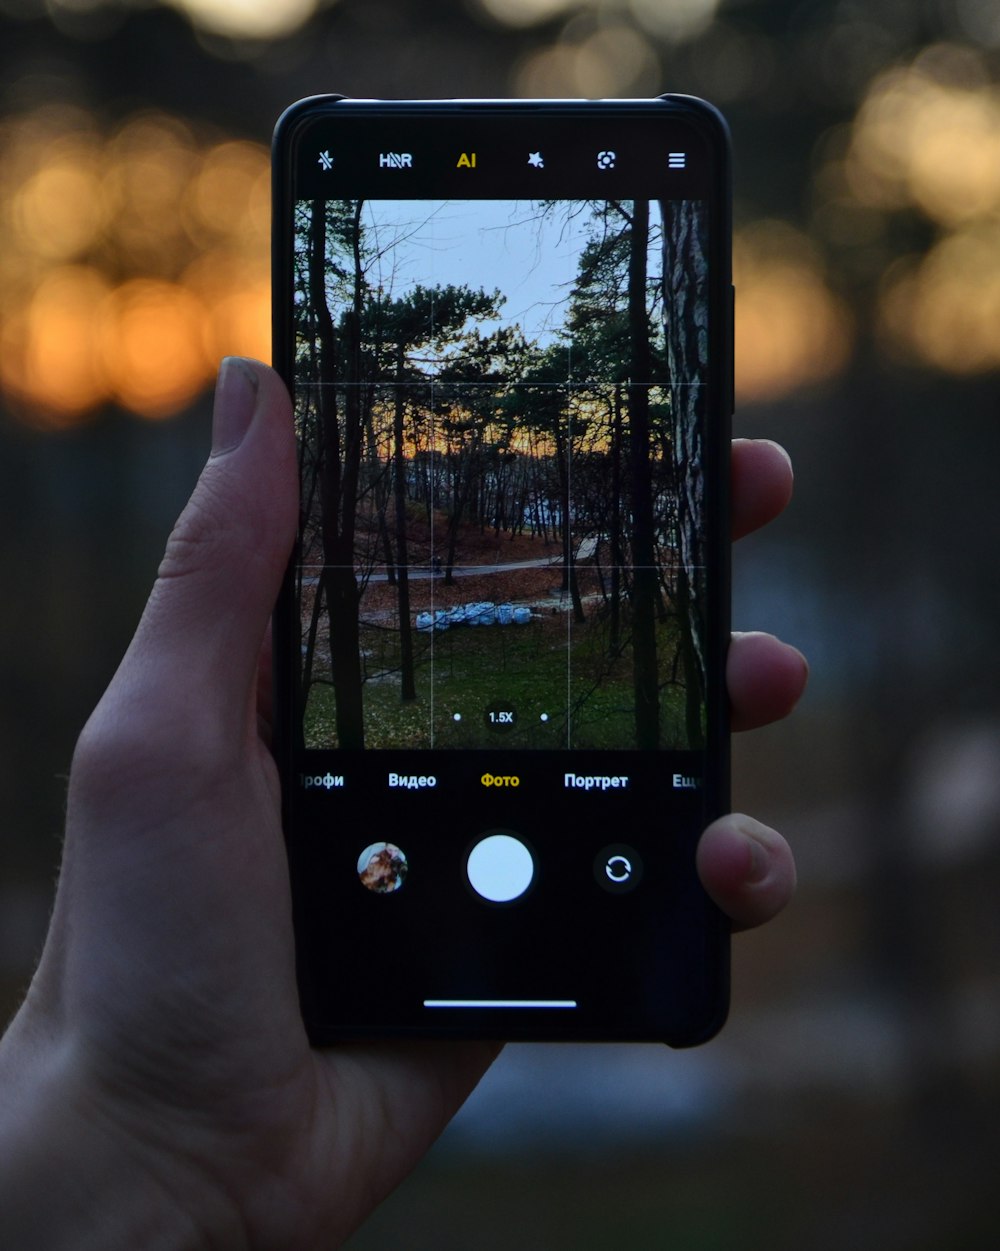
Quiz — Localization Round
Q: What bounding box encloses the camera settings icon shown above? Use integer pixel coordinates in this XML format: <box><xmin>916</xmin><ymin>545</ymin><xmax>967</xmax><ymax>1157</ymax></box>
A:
<box><xmin>596</xmin><ymin>150</ymin><xmax>616</xmax><ymax>170</ymax></box>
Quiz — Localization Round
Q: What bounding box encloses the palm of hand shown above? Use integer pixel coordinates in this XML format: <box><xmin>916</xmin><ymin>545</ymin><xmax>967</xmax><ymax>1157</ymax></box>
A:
<box><xmin>49</xmin><ymin>672</ymin><xmax>493</xmax><ymax>1248</ymax></box>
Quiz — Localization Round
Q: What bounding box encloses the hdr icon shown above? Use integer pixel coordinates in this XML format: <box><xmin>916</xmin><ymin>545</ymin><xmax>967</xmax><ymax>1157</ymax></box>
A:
<box><xmin>379</xmin><ymin>152</ymin><xmax>412</xmax><ymax>168</ymax></box>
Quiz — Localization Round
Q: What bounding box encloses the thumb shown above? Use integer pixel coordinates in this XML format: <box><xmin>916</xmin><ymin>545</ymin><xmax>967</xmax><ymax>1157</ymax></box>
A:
<box><xmin>110</xmin><ymin>358</ymin><xmax>297</xmax><ymax>742</ymax></box>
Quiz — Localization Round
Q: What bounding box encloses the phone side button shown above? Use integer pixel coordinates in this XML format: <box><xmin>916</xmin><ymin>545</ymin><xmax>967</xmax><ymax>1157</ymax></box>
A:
<box><xmin>730</xmin><ymin>283</ymin><xmax>736</xmax><ymax>415</ymax></box>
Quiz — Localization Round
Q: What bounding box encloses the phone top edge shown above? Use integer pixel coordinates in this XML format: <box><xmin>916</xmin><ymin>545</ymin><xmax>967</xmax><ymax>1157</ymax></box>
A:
<box><xmin>272</xmin><ymin>93</ymin><xmax>732</xmax><ymax>234</ymax></box>
<box><xmin>272</xmin><ymin>94</ymin><xmax>346</xmax><ymax>150</ymax></box>
<box><xmin>280</xmin><ymin>94</ymin><xmax>717</xmax><ymax>104</ymax></box>
<box><xmin>273</xmin><ymin>93</ymin><xmax>730</xmax><ymax>138</ymax></box>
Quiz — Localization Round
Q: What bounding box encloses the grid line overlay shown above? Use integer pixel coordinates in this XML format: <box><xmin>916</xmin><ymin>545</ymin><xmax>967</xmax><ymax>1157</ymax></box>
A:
<box><xmin>293</xmin><ymin>196</ymin><xmax>711</xmax><ymax>751</ymax></box>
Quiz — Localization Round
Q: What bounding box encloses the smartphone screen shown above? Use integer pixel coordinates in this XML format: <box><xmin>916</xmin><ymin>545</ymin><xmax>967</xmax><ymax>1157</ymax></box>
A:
<box><xmin>272</xmin><ymin>98</ymin><xmax>732</xmax><ymax>1044</ymax></box>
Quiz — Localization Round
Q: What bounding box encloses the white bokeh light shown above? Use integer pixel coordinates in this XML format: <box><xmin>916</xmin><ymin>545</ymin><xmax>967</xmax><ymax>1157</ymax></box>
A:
<box><xmin>629</xmin><ymin>0</ymin><xmax>719</xmax><ymax>43</ymax></box>
<box><xmin>475</xmin><ymin>0</ymin><xmax>574</xmax><ymax>28</ymax></box>
<box><xmin>171</xmin><ymin>0</ymin><xmax>321</xmax><ymax>40</ymax></box>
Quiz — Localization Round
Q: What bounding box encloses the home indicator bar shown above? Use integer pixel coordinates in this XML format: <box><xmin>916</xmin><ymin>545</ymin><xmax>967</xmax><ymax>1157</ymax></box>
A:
<box><xmin>423</xmin><ymin>999</ymin><xmax>578</xmax><ymax>1009</ymax></box>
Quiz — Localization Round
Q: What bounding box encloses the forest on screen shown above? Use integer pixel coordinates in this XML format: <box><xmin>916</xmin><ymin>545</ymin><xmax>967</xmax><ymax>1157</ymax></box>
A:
<box><xmin>293</xmin><ymin>198</ymin><xmax>709</xmax><ymax>752</ymax></box>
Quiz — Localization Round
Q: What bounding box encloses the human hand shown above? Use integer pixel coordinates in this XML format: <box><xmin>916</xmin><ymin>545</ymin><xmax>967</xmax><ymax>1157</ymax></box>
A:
<box><xmin>698</xmin><ymin>436</ymin><xmax>805</xmax><ymax>931</ymax></box>
<box><xmin>0</xmin><ymin>360</ymin><xmax>806</xmax><ymax>1250</ymax></box>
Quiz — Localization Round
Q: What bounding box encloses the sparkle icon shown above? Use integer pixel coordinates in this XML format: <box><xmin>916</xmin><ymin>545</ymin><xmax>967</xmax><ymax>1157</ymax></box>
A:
<box><xmin>527</xmin><ymin>151</ymin><xmax>544</xmax><ymax>168</ymax></box>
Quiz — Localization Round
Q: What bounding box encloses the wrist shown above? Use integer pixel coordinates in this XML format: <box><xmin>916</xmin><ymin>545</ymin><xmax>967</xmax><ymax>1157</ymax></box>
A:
<box><xmin>0</xmin><ymin>1006</ymin><xmax>245</xmax><ymax>1251</ymax></box>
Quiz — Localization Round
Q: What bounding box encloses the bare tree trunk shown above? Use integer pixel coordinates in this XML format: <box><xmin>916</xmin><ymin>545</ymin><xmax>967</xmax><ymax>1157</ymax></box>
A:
<box><xmin>312</xmin><ymin>198</ymin><xmax>365</xmax><ymax>749</ymax></box>
<box><xmin>443</xmin><ymin>441</ymin><xmax>467</xmax><ymax>585</ymax></box>
<box><xmin>302</xmin><ymin>576</ymin><xmax>324</xmax><ymax>707</ymax></box>
<box><xmin>660</xmin><ymin>198</ymin><xmax>707</xmax><ymax>747</ymax></box>
<box><xmin>295</xmin><ymin>355</ymin><xmax>321</xmax><ymax>749</ymax></box>
<box><xmin>609</xmin><ymin>382</ymin><xmax>623</xmax><ymax>653</ymax></box>
<box><xmin>628</xmin><ymin>198</ymin><xmax>659</xmax><ymax>749</ymax></box>
<box><xmin>365</xmin><ymin>405</ymin><xmax>395</xmax><ymax>585</ymax></box>
<box><xmin>392</xmin><ymin>343</ymin><xmax>416</xmax><ymax>701</ymax></box>
<box><xmin>554</xmin><ymin>422</ymin><xmax>585</xmax><ymax>624</ymax></box>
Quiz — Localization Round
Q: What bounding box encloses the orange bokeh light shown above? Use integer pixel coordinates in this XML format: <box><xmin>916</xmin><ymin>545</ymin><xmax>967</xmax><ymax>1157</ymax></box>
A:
<box><xmin>840</xmin><ymin>47</ymin><xmax>1000</xmax><ymax>376</ymax></box>
<box><xmin>0</xmin><ymin>265</ymin><xmax>113</xmax><ymax>426</ymax></box>
<box><xmin>12</xmin><ymin>150</ymin><xmax>106</xmax><ymax>262</ymax></box>
<box><xmin>734</xmin><ymin>223</ymin><xmax>853</xmax><ymax>403</ymax></box>
<box><xmin>879</xmin><ymin>228</ymin><xmax>1000</xmax><ymax>373</ymax></box>
<box><xmin>99</xmin><ymin>279</ymin><xmax>211</xmax><ymax>419</ymax></box>
<box><xmin>848</xmin><ymin>66</ymin><xmax>1000</xmax><ymax>227</ymax></box>
<box><xmin>0</xmin><ymin>107</ymin><xmax>271</xmax><ymax>425</ymax></box>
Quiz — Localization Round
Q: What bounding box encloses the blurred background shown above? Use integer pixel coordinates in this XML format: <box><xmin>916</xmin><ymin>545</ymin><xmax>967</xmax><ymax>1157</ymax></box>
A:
<box><xmin>1</xmin><ymin>0</ymin><xmax>998</xmax><ymax>1246</ymax></box>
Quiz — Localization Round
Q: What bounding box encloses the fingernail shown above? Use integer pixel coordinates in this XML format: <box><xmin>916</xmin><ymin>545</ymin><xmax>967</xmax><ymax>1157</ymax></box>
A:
<box><xmin>759</xmin><ymin>438</ymin><xmax>793</xmax><ymax>470</ymax></box>
<box><xmin>211</xmin><ymin>357</ymin><xmax>259</xmax><ymax>457</ymax></box>
<box><xmin>733</xmin><ymin>817</ymin><xmax>772</xmax><ymax>883</ymax></box>
<box><xmin>744</xmin><ymin>834</ymin><xmax>768</xmax><ymax>883</ymax></box>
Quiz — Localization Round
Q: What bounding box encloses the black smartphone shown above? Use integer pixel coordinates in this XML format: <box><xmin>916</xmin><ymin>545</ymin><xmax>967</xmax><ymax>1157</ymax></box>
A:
<box><xmin>271</xmin><ymin>96</ymin><xmax>732</xmax><ymax>1045</ymax></box>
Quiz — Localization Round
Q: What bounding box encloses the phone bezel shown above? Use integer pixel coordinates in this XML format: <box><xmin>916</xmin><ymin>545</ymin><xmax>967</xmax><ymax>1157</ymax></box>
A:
<box><xmin>271</xmin><ymin>96</ymin><xmax>733</xmax><ymax>1046</ymax></box>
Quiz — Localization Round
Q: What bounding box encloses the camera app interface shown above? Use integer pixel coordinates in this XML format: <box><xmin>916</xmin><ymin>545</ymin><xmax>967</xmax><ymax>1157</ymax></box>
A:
<box><xmin>281</xmin><ymin>109</ymin><xmax>729</xmax><ymax>1039</ymax></box>
<box><xmin>292</xmin><ymin>194</ymin><xmax>711</xmax><ymax>754</ymax></box>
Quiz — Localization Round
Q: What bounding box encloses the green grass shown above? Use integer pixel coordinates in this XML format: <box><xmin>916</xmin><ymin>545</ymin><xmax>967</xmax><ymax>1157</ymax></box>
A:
<box><xmin>304</xmin><ymin>609</ymin><xmax>700</xmax><ymax>751</ymax></box>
